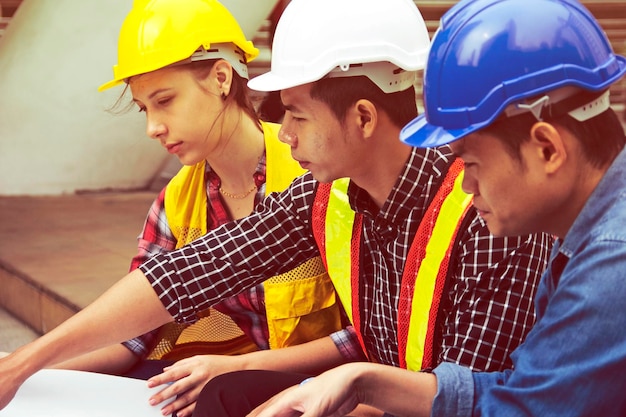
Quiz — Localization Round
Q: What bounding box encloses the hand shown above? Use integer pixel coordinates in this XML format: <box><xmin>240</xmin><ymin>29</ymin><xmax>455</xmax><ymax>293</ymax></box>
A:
<box><xmin>248</xmin><ymin>366</ymin><xmax>361</xmax><ymax>417</ymax></box>
<box><xmin>147</xmin><ymin>354</ymin><xmax>245</xmax><ymax>417</ymax></box>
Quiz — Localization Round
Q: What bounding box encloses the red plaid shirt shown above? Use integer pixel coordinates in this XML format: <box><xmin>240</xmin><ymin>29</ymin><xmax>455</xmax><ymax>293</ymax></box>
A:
<box><xmin>124</xmin><ymin>157</ymin><xmax>361</xmax><ymax>360</ymax></box>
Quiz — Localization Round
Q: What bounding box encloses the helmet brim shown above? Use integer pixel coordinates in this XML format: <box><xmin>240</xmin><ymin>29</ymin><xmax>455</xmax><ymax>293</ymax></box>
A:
<box><xmin>400</xmin><ymin>113</ymin><xmax>480</xmax><ymax>148</ymax></box>
<box><xmin>98</xmin><ymin>79</ymin><xmax>124</xmax><ymax>92</ymax></box>
<box><xmin>248</xmin><ymin>71</ymin><xmax>315</xmax><ymax>92</ymax></box>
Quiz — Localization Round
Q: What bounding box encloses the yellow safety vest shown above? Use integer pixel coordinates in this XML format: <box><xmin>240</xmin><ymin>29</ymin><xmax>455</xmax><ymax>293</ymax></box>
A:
<box><xmin>311</xmin><ymin>158</ymin><xmax>472</xmax><ymax>371</ymax></box>
<box><xmin>149</xmin><ymin>122</ymin><xmax>341</xmax><ymax>360</ymax></box>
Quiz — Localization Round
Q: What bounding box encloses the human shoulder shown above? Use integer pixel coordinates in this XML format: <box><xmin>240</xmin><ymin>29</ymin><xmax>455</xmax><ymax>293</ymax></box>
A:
<box><xmin>563</xmin><ymin>149</ymin><xmax>626</xmax><ymax>254</ymax></box>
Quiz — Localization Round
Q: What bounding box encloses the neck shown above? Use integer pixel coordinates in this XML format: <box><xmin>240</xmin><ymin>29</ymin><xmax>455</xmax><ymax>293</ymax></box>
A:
<box><xmin>350</xmin><ymin>127</ymin><xmax>413</xmax><ymax>209</ymax></box>
<box><xmin>207</xmin><ymin>113</ymin><xmax>264</xmax><ymax>191</ymax></box>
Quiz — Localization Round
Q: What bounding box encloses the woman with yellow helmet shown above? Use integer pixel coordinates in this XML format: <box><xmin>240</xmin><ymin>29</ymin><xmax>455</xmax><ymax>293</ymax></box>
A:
<box><xmin>56</xmin><ymin>1</ymin><xmax>342</xmax><ymax>416</ymax></box>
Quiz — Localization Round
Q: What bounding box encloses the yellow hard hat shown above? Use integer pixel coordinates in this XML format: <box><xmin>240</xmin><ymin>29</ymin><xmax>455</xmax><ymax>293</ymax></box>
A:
<box><xmin>99</xmin><ymin>0</ymin><xmax>259</xmax><ymax>91</ymax></box>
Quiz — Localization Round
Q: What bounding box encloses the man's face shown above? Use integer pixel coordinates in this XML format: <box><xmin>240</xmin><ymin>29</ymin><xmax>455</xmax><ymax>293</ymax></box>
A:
<box><xmin>450</xmin><ymin>131</ymin><xmax>551</xmax><ymax>237</ymax></box>
<box><xmin>278</xmin><ymin>84</ymin><xmax>358</xmax><ymax>183</ymax></box>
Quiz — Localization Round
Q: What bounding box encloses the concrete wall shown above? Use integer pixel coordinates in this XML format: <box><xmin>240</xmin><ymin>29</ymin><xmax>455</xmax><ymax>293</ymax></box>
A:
<box><xmin>0</xmin><ymin>0</ymin><xmax>277</xmax><ymax>196</ymax></box>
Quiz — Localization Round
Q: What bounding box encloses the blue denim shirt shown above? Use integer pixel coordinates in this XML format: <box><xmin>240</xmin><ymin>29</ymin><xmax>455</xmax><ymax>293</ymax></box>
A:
<box><xmin>432</xmin><ymin>147</ymin><xmax>626</xmax><ymax>416</ymax></box>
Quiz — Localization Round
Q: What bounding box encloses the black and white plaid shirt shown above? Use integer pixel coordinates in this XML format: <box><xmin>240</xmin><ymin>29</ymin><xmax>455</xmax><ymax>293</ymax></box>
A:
<box><xmin>140</xmin><ymin>146</ymin><xmax>552</xmax><ymax>372</ymax></box>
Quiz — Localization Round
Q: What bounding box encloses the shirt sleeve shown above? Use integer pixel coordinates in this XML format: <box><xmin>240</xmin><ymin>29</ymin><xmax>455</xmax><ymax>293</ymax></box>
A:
<box><xmin>468</xmin><ymin>239</ymin><xmax>626</xmax><ymax>417</ymax></box>
<box><xmin>431</xmin><ymin>362</ymin><xmax>475</xmax><ymax>417</ymax></box>
<box><xmin>434</xmin><ymin>239</ymin><xmax>626</xmax><ymax>417</ymax></box>
<box><xmin>123</xmin><ymin>188</ymin><xmax>177</xmax><ymax>358</ymax></box>
<box><xmin>139</xmin><ymin>174</ymin><xmax>321</xmax><ymax>323</ymax></box>
<box><xmin>121</xmin><ymin>328</ymin><xmax>160</xmax><ymax>358</ymax></box>
<box><xmin>128</xmin><ymin>187</ymin><xmax>177</xmax><ymax>271</ymax></box>
<box><xmin>439</xmin><ymin>210</ymin><xmax>553</xmax><ymax>372</ymax></box>
<box><xmin>329</xmin><ymin>326</ymin><xmax>368</xmax><ymax>363</ymax></box>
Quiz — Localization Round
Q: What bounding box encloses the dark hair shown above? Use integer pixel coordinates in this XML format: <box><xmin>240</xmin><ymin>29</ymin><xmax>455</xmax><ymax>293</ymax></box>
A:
<box><xmin>485</xmin><ymin>105</ymin><xmax>625</xmax><ymax>169</ymax></box>
<box><xmin>309</xmin><ymin>76</ymin><xmax>418</xmax><ymax>128</ymax></box>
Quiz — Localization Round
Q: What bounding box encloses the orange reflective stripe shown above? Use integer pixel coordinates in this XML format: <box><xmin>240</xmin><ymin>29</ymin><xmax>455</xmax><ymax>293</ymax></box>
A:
<box><xmin>311</xmin><ymin>183</ymin><xmax>331</xmax><ymax>264</ymax></box>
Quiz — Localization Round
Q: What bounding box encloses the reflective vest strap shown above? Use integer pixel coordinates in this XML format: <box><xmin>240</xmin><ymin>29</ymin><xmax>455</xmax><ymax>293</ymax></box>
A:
<box><xmin>263</xmin><ymin>121</ymin><xmax>306</xmax><ymax>194</ymax></box>
<box><xmin>165</xmin><ymin>122</ymin><xmax>304</xmax><ymax>248</ymax></box>
<box><xmin>312</xmin><ymin>180</ymin><xmax>368</xmax><ymax>356</ymax></box>
<box><xmin>419</xmin><ymin>170</ymin><xmax>472</xmax><ymax>369</ymax></box>
<box><xmin>398</xmin><ymin>159</ymin><xmax>472</xmax><ymax>371</ymax></box>
<box><xmin>321</xmin><ymin>179</ymin><xmax>356</xmax><ymax>322</ymax></box>
<box><xmin>164</xmin><ymin>162</ymin><xmax>208</xmax><ymax>248</ymax></box>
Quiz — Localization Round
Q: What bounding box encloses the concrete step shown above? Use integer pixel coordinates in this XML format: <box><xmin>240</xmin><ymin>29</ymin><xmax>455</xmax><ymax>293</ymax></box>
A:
<box><xmin>0</xmin><ymin>307</ymin><xmax>39</xmax><ymax>352</ymax></box>
<box><xmin>0</xmin><ymin>191</ymin><xmax>155</xmax><ymax>337</ymax></box>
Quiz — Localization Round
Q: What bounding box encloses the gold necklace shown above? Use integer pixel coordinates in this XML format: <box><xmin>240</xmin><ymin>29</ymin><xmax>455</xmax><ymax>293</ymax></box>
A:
<box><xmin>219</xmin><ymin>184</ymin><xmax>257</xmax><ymax>199</ymax></box>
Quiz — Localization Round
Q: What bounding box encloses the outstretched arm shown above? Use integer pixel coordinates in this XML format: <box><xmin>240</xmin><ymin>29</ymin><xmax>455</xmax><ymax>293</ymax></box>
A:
<box><xmin>0</xmin><ymin>268</ymin><xmax>171</xmax><ymax>410</ymax></box>
<box><xmin>51</xmin><ymin>343</ymin><xmax>139</xmax><ymax>375</ymax></box>
<box><xmin>52</xmin><ymin>190</ymin><xmax>173</xmax><ymax>375</ymax></box>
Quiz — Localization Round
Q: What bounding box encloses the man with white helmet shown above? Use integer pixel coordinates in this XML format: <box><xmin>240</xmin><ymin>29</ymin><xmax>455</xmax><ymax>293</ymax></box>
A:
<box><xmin>0</xmin><ymin>0</ymin><xmax>551</xmax><ymax>414</ymax></box>
<box><xmin>188</xmin><ymin>0</ymin><xmax>551</xmax><ymax>415</ymax></box>
<box><xmin>246</xmin><ymin>0</ymin><xmax>626</xmax><ymax>416</ymax></box>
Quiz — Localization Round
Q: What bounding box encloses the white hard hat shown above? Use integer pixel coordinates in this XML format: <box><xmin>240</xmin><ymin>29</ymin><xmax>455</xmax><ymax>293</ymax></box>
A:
<box><xmin>248</xmin><ymin>0</ymin><xmax>430</xmax><ymax>93</ymax></box>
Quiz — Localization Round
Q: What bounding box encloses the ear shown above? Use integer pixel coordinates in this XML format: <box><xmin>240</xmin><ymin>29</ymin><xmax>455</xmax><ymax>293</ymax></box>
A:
<box><xmin>529</xmin><ymin>121</ymin><xmax>567</xmax><ymax>174</ymax></box>
<box><xmin>211</xmin><ymin>59</ymin><xmax>234</xmax><ymax>98</ymax></box>
<box><xmin>351</xmin><ymin>99</ymin><xmax>377</xmax><ymax>138</ymax></box>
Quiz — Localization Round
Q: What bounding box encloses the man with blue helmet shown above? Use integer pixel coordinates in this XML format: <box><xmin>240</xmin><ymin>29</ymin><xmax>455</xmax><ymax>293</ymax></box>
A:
<box><xmin>0</xmin><ymin>0</ymin><xmax>553</xmax><ymax>416</ymax></box>
<box><xmin>248</xmin><ymin>0</ymin><xmax>626</xmax><ymax>416</ymax></box>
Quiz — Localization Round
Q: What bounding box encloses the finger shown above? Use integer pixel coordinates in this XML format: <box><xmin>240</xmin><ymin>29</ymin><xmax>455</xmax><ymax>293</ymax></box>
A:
<box><xmin>160</xmin><ymin>390</ymin><xmax>196</xmax><ymax>417</ymax></box>
<box><xmin>148</xmin><ymin>366</ymin><xmax>192</xmax><ymax>387</ymax></box>
<box><xmin>150</xmin><ymin>380</ymin><xmax>186</xmax><ymax>405</ymax></box>
<box><xmin>171</xmin><ymin>401</ymin><xmax>196</xmax><ymax>417</ymax></box>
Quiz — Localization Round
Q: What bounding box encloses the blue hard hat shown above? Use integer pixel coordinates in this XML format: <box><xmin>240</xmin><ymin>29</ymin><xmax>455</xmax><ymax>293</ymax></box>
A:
<box><xmin>401</xmin><ymin>0</ymin><xmax>626</xmax><ymax>148</ymax></box>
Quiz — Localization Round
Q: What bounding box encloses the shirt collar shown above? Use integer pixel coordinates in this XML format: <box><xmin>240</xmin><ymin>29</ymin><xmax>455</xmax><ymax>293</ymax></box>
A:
<box><xmin>346</xmin><ymin>146</ymin><xmax>457</xmax><ymax>225</ymax></box>
<box><xmin>559</xmin><ymin>146</ymin><xmax>626</xmax><ymax>258</ymax></box>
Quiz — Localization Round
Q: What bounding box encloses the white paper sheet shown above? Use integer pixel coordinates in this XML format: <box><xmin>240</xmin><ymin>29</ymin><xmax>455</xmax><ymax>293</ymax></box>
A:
<box><xmin>0</xmin><ymin>369</ymin><xmax>170</xmax><ymax>417</ymax></box>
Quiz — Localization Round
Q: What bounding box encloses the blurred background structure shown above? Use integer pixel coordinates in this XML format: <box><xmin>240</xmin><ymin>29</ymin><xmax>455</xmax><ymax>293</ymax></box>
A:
<box><xmin>0</xmin><ymin>0</ymin><xmax>624</xmax><ymax>196</ymax></box>
<box><xmin>1</xmin><ymin>0</ymin><xmax>625</xmax><ymax>347</ymax></box>
<box><xmin>0</xmin><ymin>0</ymin><xmax>281</xmax><ymax>196</ymax></box>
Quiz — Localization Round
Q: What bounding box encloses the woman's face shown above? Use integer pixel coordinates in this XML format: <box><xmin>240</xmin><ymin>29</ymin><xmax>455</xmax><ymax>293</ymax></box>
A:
<box><xmin>129</xmin><ymin>64</ymin><xmax>225</xmax><ymax>166</ymax></box>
